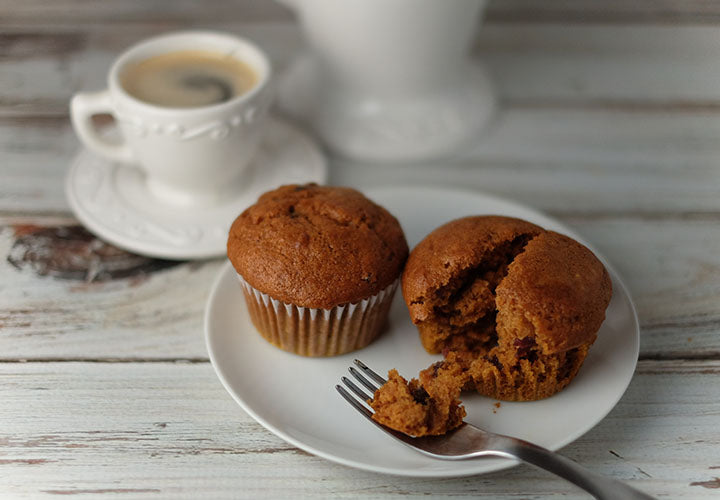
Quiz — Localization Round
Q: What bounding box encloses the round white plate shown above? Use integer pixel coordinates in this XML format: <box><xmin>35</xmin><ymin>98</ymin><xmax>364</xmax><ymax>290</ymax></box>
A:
<box><xmin>205</xmin><ymin>185</ymin><xmax>640</xmax><ymax>477</ymax></box>
<box><xmin>65</xmin><ymin>118</ymin><xmax>327</xmax><ymax>260</ymax></box>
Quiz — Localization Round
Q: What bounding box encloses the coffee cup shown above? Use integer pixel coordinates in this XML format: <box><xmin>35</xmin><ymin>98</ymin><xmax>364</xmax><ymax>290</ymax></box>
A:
<box><xmin>70</xmin><ymin>31</ymin><xmax>272</xmax><ymax>206</ymax></box>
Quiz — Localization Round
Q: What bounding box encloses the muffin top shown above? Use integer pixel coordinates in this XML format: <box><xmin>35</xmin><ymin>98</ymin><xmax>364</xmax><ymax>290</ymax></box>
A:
<box><xmin>496</xmin><ymin>231</ymin><xmax>612</xmax><ymax>354</ymax></box>
<box><xmin>227</xmin><ymin>184</ymin><xmax>409</xmax><ymax>309</ymax></box>
<box><xmin>402</xmin><ymin>215</ymin><xmax>611</xmax><ymax>355</ymax></box>
<box><xmin>402</xmin><ymin>215</ymin><xmax>543</xmax><ymax>324</ymax></box>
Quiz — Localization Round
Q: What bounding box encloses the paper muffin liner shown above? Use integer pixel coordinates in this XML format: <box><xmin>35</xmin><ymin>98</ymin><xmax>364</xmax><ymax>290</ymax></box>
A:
<box><xmin>237</xmin><ymin>274</ymin><xmax>400</xmax><ymax>357</ymax></box>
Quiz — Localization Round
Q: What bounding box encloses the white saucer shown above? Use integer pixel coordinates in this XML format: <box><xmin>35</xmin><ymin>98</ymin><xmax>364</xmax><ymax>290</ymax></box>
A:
<box><xmin>205</xmin><ymin>185</ymin><xmax>640</xmax><ymax>477</ymax></box>
<box><xmin>65</xmin><ymin>118</ymin><xmax>327</xmax><ymax>260</ymax></box>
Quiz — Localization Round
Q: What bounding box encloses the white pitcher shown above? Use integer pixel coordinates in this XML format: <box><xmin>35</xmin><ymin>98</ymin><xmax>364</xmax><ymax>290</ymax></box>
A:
<box><xmin>277</xmin><ymin>0</ymin><xmax>495</xmax><ymax>162</ymax></box>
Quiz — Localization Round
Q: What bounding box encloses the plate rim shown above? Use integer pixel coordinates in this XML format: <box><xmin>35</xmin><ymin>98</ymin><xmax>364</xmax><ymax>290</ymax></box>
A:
<box><xmin>205</xmin><ymin>184</ymin><xmax>640</xmax><ymax>477</ymax></box>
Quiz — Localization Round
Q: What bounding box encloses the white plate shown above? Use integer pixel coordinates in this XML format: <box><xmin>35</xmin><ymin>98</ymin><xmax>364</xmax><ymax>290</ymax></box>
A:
<box><xmin>205</xmin><ymin>185</ymin><xmax>640</xmax><ymax>477</ymax></box>
<box><xmin>65</xmin><ymin>118</ymin><xmax>327</xmax><ymax>260</ymax></box>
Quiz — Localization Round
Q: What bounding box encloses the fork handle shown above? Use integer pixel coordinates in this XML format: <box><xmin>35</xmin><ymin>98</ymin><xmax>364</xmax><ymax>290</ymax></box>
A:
<box><xmin>491</xmin><ymin>436</ymin><xmax>655</xmax><ymax>499</ymax></box>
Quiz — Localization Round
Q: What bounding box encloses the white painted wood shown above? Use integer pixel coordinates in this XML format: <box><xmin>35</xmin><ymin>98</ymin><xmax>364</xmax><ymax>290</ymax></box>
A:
<box><xmin>0</xmin><ymin>228</ymin><xmax>218</xmax><ymax>360</ymax></box>
<box><xmin>486</xmin><ymin>0</ymin><xmax>720</xmax><ymax>24</ymax></box>
<box><xmin>0</xmin><ymin>360</ymin><xmax>716</xmax><ymax>498</ymax></box>
<box><xmin>4</xmin><ymin>25</ymin><xmax>720</xmax><ymax>214</ymax></box>
<box><xmin>4</xmin><ymin>108</ymin><xmax>720</xmax><ymax>215</ymax></box>
<box><xmin>0</xmin><ymin>0</ymin><xmax>293</xmax><ymax>26</ymax></box>
<box><xmin>478</xmin><ymin>25</ymin><xmax>720</xmax><ymax>102</ymax></box>
<box><xmin>2</xmin><ymin>4</ymin><xmax>720</xmax><ymax>498</ymax></box>
<box><xmin>0</xmin><ymin>25</ymin><xmax>302</xmax><ymax>117</ymax></box>
<box><xmin>0</xmin><ymin>118</ymin><xmax>78</xmax><ymax>214</ymax></box>
<box><xmin>2</xmin><ymin>216</ymin><xmax>719</xmax><ymax>360</ymax></box>
<box><xmin>332</xmin><ymin>107</ymin><xmax>720</xmax><ymax>215</ymax></box>
<box><xmin>2</xmin><ymin>0</ymin><xmax>719</xmax><ymax>27</ymax></box>
<box><xmin>6</xmin><ymin>24</ymin><xmax>720</xmax><ymax>116</ymax></box>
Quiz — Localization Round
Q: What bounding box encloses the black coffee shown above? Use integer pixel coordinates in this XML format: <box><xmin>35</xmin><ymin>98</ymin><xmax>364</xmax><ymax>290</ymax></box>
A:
<box><xmin>121</xmin><ymin>50</ymin><xmax>258</xmax><ymax>108</ymax></box>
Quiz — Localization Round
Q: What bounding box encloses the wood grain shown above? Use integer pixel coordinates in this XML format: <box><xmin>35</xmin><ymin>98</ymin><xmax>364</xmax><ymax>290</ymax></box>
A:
<box><xmin>6</xmin><ymin>24</ymin><xmax>720</xmax><ymax>117</ymax></box>
<box><xmin>2</xmin><ymin>215</ymin><xmax>719</xmax><ymax>360</ymax></box>
<box><xmin>0</xmin><ymin>360</ymin><xmax>715</xmax><ymax>498</ymax></box>
<box><xmin>4</xmin><ymin>108</ymin><xmax>720</xmax><ymax>216</ymax></box>
<box><xmin>0</xmin><ymin>228</ymin><xmax>216</xmax><ymax>360</ymax></box>
<box><xmin>0</xmin><ymin>0</ymin><xmax>293</xmax><ymax>27</ymax></box>
<box><xmin>2</xmin><ymin>0</ymin><xmax>720</xmax><ymax>27</ymax></box>
<box><xmin>1</xmin><ymin>4</ymin><xmax>719</xmax><ymax>498</ymax></box>
<box><xmin>7</xmin><ymin>225</ymin><xmax>181</xmax><ymax>281</ymax></box>
<box><xmin>4</xmin><ymin>24</ymin><xmax>720</xmax><ymax>216</ymax></box>
<box><xmin>486</xmin><ymin>0</ymin><xmax>720</xmax><ymax>25</ymax></box>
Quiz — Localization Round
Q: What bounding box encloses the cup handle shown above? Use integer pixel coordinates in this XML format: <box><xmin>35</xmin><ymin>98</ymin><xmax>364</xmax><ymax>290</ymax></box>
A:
<box><xmin>70</xmin><ymin>90</ymin><xmax>135</xmax><ymax>164</ymax></box>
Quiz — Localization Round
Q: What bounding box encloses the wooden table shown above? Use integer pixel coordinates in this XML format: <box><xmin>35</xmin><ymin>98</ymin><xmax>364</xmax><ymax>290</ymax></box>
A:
<box><xmin>2</xmin><ymin>1</ymin><xmax>719</xmax><ymax>498</ymax></box>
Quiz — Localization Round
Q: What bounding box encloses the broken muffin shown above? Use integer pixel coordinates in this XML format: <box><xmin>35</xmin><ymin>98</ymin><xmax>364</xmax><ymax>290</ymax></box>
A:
<box><xmin>403</xmin><ymin>216</ymin><xmax>612</xmax><ymax>402</ymax></box>
<box><xmin>404</xmin><ymin>216</ymin><xmax>543</xmax><ymax>355</ymax></box>
<box><xmin>369</xmin><ymin>216</ymin><xmax>612</xmax><ymax>436</ymax></box>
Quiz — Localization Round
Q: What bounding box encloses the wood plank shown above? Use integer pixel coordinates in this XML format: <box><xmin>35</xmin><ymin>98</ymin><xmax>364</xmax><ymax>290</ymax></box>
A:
<box><xmin>487</xmin><ymin>0</ymin><xmax>720</xmax><ymax>25</ymax></box>
<box><xmin>1</xmin><ymin>216</ymin><xmax>719</xmax><ymax>360</ymax></box>
<box><xmin>478</xmin><ymin>25</ymin><xmax>720</xmax><ymax>104</ymax></box>
<box><xmin>0</xmin><ymin>0</ymin><xmax>293</xmax><ymax>26</ymax></box>
<box><xmin>332</xmin><ymin>108</ymin><xmax>720</xmax><ymax>215</ymax></box>
<box><xmin>0</xmin><ymin>360</ymin><xmax>715</xmax><ymax>498</ymax></box>
<box><xmin>3</xmin><ymin>25</ymin><xmax>720</xmax><ymax>215</ymax></box>
<box><xmin>4</xmin><ymin>106</ymin><xmax>720</xmax><ymax>215</ymax></box>
<box><xmin>0</xmin><ymin>225</ymin><xmax>218</xmax><ymax>360</ymax></box>
<box><xmin>560</xmin><ymin>216</ymin><xmax>720</xmax><ymax>358</ymax></box>
<box><xmin>5</xmin><ymin>25</ymin><xmax>720</xmax><ymax>117</ymax></box>
<box><xmin>0</xmin><ymin>117</ymin><xmax>77</xmax><ymax>214</ymax></box>
<box><xmin>0</xmin><ymin>24</ymin><xmax>301</xmax><ymax>117</ymax></box>
<box><xmin>2</xmin><ymin>0</ymin><xmax>720</xmax><ymax>27</ymax></box>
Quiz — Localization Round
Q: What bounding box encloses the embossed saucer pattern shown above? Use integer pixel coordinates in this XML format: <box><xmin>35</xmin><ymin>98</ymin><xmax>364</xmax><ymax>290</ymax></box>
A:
<box><xmin>65</xmin><ymin>118</ymin><xmax>327</xmax><ymax>260</ymax></box>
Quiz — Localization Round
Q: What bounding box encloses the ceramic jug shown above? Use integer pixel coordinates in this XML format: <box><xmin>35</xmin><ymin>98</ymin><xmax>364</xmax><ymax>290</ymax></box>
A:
<box><xmin>277</xmin><ymin>0</ymin><xmax>495</xmax><ymax>162</ymax></box>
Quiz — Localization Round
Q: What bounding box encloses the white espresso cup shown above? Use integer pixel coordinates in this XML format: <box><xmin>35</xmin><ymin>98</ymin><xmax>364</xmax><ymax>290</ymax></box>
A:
<box><xmin>70</xmin><ymin>31</ymin><xmax>272</xmax><ymax>206</ymax></box>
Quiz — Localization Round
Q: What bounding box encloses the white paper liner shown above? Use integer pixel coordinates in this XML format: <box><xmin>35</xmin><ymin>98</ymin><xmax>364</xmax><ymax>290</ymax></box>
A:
<box><xmin>237</xmin><ymin>273</ymin><xmax>400</xmax><ymax>357</ymax></box>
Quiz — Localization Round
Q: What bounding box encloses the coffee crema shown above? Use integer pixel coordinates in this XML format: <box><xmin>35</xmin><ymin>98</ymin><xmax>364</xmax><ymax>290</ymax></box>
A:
<box><xmin>120</xmin><ymin>50</ymin><xmax>258</xmax><ymax>108</ymax></box>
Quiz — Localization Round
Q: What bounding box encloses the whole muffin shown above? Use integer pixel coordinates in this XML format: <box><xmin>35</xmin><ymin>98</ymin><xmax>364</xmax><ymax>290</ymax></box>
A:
<box><xmin>227</xmin><ymin>184</ymin><xmax>409</xmax><ymax>357</ymax></box>
<box><xmin>402</xmin><ymin>216</ymin><xmax>612</xmax><ymax>401</ymax></box>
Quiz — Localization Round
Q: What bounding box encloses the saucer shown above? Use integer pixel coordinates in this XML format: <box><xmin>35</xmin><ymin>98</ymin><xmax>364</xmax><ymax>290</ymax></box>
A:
<box><xmin>65</xmin><ymin>118</ymin><xmax>327</xmax><ymax>260</ymax></box>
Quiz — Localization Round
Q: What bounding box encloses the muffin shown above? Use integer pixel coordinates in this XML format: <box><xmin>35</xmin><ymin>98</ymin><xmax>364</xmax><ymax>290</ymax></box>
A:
<box><xmin>403</xmin><ymin>216</ymin><xmax>543</xmax><ymax>355</ymax></box>
<box><xmin>227</xmin><ymin>184</ymin><xmax>409</xmax><ymax>357</ymax></box>
<box><xmin>369</xmin><ymin>216</ymin><xmax>612</xmax><ymax>436</ymax></box>
<box><xmin>403</xmin><ymin>216</ymin><xmax>612</xmax><ymax>401</ymax></box>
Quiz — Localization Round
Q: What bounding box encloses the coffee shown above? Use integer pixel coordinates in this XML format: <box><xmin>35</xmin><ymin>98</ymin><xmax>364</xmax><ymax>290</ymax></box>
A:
<box><xmin>121</xmin><ymin>50</ymin><xmax>258</xmax><ymax>108</ymax></box>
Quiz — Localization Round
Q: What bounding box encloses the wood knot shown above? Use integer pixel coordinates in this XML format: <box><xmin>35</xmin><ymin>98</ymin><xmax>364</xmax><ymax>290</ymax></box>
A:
<box><xmin>7</xmin><ymin>225</ymin><xmax>181</xmax><ymax>282</ymax></box>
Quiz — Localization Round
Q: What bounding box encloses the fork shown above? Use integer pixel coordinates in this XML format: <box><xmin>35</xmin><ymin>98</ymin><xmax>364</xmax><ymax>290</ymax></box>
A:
<box><xmin>337</xmin><ymin>359</ymin><xmax>654</xmax><ymax>500</ymax></box>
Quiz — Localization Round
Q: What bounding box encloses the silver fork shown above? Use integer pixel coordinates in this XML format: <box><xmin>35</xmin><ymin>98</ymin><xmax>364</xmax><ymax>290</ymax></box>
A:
<box><xmin>337</xmin><ymin>359</ymin><xmax>654</xmax><ymax>500</ymax></box>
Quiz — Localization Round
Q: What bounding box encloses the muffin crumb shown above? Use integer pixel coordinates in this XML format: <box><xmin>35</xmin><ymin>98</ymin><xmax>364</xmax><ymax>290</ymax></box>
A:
<box><xmin>370</xmin><ymin>369</ymin><xmax>465</xmax><ymax>437</ymax></box>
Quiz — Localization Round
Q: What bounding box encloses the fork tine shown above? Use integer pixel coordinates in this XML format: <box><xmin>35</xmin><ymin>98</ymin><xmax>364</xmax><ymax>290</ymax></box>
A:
<box><xmin>341</xmin><ymin>376</ymin><xmax>373</xmax><ymax>402</ymax></box>
<box><xmin>349</xmin><ymin>366</ymin><xmax>380</xmax><ymax>393</ymax></box>
<box><xmin>354</xmin><ymin>359</ymin><xmax>387</xmax><ymax>385</ymax></box>
<box><xmin>336</xmin><ymin>385</ymin><xmax>374</xmax><ymax>419</ymax></box>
